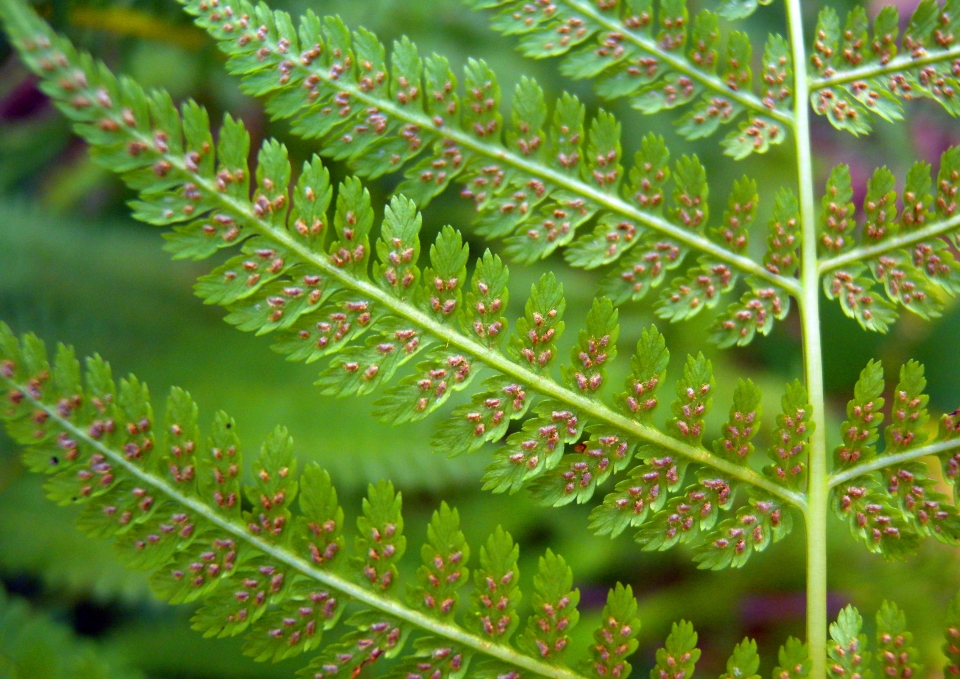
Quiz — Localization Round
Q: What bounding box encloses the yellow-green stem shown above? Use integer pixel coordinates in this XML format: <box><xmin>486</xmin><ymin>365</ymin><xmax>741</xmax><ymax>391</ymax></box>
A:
<box><xmin>785</xmin><ymin>0</ymin><xmax>829</xmax><ymax>676</ymax></box>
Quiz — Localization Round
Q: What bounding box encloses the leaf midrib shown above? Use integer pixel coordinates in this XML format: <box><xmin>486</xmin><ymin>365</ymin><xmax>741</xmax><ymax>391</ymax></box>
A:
<box><xmin>809</xmin><ymin>44</ymin><xmax>960</xmax><ymax>90</ymax></box>
<box><xmin>113</xmin><ymin>109</ymin><xmax>806</xmax><ymax>509</ymax></box>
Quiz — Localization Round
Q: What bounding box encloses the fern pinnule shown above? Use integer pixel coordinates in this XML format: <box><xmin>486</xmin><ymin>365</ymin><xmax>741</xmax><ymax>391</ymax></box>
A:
<box><xmin>175</xmin><ymin>0</ymin><xmax>802</xmax><ymax>310</ymax></box>
<box><xmin>466</xmin><ymin>0</ymin><xmax>794</xmax><ymax>158</ymax></box>
<box><xmin>0</xmin><ymin>0</ymin><xmax>813</xmax><ymax>572</ymax></box>
<box><xmin>875</xmin><ymin>601</ymin><xmax>920</xmax><ymax>679</ymax></box>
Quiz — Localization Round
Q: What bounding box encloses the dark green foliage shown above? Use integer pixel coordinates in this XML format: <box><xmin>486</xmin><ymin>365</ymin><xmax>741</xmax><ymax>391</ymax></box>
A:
<box><xmin>0</xmin><ymin>587</ymin><xmax>143</xmax><ymax>679</ymax></box>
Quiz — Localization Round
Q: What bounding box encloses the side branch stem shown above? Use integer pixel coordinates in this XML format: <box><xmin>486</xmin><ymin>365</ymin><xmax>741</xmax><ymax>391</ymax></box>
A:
<box><xmin>818</xmin><ymin>214</ymin><xmax>960</xmax><ymax>274</ymax></box>
<box><xmin>3</xmin><ymin>379</ymin><xmax>588</xmax><ymax>679</ymax></box>
<box><xmin>828</xmin><ymin>439</ymin><xmax>960</xmax><ymax>488</ymax></box>
<box><xmin>809</xmin><ymin>45</ymin><xmax>960</xmax><ymax>90</ymax></box>
<box><xmin>785</xmin><ymin>1</ymin><xmax>828</xmax><ymax>677</ymax></box>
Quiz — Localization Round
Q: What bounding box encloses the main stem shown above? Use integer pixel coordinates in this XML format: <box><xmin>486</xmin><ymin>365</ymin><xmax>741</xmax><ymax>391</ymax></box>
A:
<box><xmin>785</xmin><ymin>1</ymin><xmax>829</xmax><ymax>676</ymax></box>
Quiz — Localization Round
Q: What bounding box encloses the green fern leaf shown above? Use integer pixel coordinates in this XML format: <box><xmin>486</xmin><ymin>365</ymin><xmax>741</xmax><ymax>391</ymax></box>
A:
<box><xmin>528</xmin><ymin>426</ymin><xmax>636</xmax><ymax>506</ymax></box>
<box><xmin>168</xmin><ymin>0</ymin><xmax>796</xmax><ymax>301</ymax></box>
<box><xmin>619</xmin><ymin>325</ymin><xmax>669</xmax><ymax>423</ymax></box>
<box><xmin>0</xmin><ymin>0</ymin><xmax>806</xmax><ymax>583</ymax></box>
<box><xmin>1</xmin><ymin>323</ymin><xmax>663</xmax><ymax>679</ymax></box>
<box><xmin>712</xmin><ymin>379</ymin><xmax>762</xmax><ymax>465</ymax></box>
<box><xmin>835</xmin><ymin>360</ymin><xmax>886</xmax><ymax>468</ymax></box>
<box><xmin>411</xmin><ymin>503</ymin><xmax>470</xmax><ymax>618</ymax></box>
<box><xmin>666</xmin><ymin>353</ymin><xmax>714</xmax><ymax>443</ymax></box>
<box><xmin>470</xmin><ymin>0</ymin><xmax>791</xmax><ymax>154</ymax></box>
<box><xmin>651</xmin><ymin>620</ymin><xmax>700</xmax><ymax>679</ymax></box>
<box><xmin>719</xmin><ymin>638</ymin><xmax>761</xmax><ymax>679</ymax></box>
<box><xmin>810</xmin><ymin>2</ymin><xmax>960</xmax><ymax>134</ymax></box>
<box><xmin>875</xmin><ymin>601</ymin><xmax>921</xmax><ymax>679</ymax></box>
<box><xmin>773</xmin><ymin>637</ymin><xmax>811</xmax><ymax>679</ymax></box>
<box><xmin>766</xmin><ymin>381</ymin><xmax>814</xmax><ymax>489</ymax></box>
<box><xmin>466</xmin><ymin>526</ymin><xmax>521</xmax><ymax>642</ymax></box>
<box><xmin>355</xmin><ymin>479</ymin><xmax>406</xmax><ymax>591</ymax></box>
<box><xmin>827</xmin><ymin>606</ymin><xmax>873</xmax><ymax>679</ymax></box>
<box><xmin>518</xmin><ymin>550</ymin><xmax>580</xmax><ymax>665</ymax></box>
<box><xmin>634</xmin><ymin>472</ymin><xmax>735</xmax><ymax>550</ymax></box>
<box><xmin>561</xmin><ymin>298</ymin><xmax>619</xmax><ymax>396</ymax></box>
<box><xmin>588</xmin><ymin>447</ymin><xmax>688</xmax><ymax>538</ymax></box>
<box><xmin>945</xmin><ymin>592</ymin><xmax>960</xmax><ymax>678</ymax></box>
<box><xmin>693</xmin><ymin>493</ymin><xmax>792</xmax><ymax>570</ymax></box>
<box><xmin>584</xmin><ymin>583</ymin><xmax>641</xmax><ymax>679</ymax></box>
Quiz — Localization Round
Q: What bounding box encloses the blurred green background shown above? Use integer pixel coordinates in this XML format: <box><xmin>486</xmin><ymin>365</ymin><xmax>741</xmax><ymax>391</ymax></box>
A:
<box><xmin>1</xmin><ymin>0</ymin><xmax>959</xmax><ymax>677</ymax></box>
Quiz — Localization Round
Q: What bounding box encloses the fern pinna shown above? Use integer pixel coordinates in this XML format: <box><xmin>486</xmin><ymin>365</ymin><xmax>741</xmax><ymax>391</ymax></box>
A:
<box><xmin>4</xmin><ymin>0</ymin><xmax>960</xmax><ymax>676</ymax></box>
<box><xmin>0</xmin><ymin>323</ymin><xmax>763</xmax><ymax>679</ymax></box>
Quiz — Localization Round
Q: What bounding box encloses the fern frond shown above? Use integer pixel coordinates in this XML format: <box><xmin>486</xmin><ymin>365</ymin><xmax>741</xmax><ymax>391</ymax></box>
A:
<box><xmin>0</xmin><ymin>0</ymin><xmax>807</xmax><ymax>572</ymax></box>
<box><xmin>810</xmin><ymin>1</ymin><xmax>960</xmax><ymax>135</ymax></box>
<box><xmin>818</xmin><ymin>151</ymin><xmax>960</xmax><ymax>332</ymax></box>
<box><xmin>466</xmin><ymin>0</ymin><xmax>793</xmax><ymax>156</ymax></box>
<box><xmin>168</xmin><ymin>0</ymin><xmax>800</xmax><ymax>301</ymax></box>
<box><xmin>827</xmin><ymin>359</ymin><xmax>960</xmax><ymax>559</ymax></box>
<box><xmin>0</xmin><ymin>324</ymin><xmax>640</xmax><ymax>679</ymax></box>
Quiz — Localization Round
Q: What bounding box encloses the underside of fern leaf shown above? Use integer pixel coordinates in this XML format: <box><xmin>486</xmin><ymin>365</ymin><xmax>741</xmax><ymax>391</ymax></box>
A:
<box><xmin>0</xmin><ymin>322</ymin><xmax>705</xmax><ymax>679</ymax></box>
<box><xmin>465</xmin><ymin>0</ymin><xmax>795</xmax><ymax>156</ymax></box>
<box><xmin>0</xmin><ymin>0</ymin><xmax>818</xmax><ymax>573</ymax></box>
<box><xmin>809</xmin><ymin>1</ymin><xmax>960</xmax><ymax>135</ymax></box>
<box><xmin>170</xmin><ymin>0</ymin><xmax>803</xmax><ymax>321</ymax></box>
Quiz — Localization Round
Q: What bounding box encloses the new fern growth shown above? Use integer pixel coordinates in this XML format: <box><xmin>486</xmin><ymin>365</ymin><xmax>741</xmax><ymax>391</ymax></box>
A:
<box><xmin>3</xmin><ymin>0</ymin><xmax>960</xmax><ymax>677</ymax></box>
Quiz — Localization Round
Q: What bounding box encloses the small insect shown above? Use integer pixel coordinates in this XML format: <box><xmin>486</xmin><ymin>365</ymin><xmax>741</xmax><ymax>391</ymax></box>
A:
<box><xmin>951</xmin><ymin>407</ymin><xmax>960</xmax><ymax>417</ymax></box>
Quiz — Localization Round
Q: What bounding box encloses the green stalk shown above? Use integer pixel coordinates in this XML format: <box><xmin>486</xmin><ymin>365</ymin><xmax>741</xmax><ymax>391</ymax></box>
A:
<box><xmin>785</xmin><ymin>1</ymin><xmax>828</xmax><ymax>676</ymax></box>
